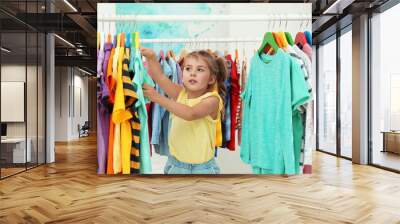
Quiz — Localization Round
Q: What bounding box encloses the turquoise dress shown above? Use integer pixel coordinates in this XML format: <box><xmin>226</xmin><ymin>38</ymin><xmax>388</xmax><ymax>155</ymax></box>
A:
<box><xmin>240</xmin><ymin>49</ymin><xmax>310</xmax><ymax>174</ymax></box>
<box><xmin>130</xmin><ymin>48</ymin><xmax>155</xmax><ymax>174</ymax></box>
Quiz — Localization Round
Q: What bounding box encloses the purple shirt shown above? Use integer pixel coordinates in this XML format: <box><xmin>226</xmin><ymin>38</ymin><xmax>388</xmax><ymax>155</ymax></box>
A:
<box><xmin>97</xmin><ymin>46</ymin><xmax>104</xmax><ymax>78</ymax></box>
<box><xmin>97</xmin><ymin>44</ymin><xmax>108</xmax><ymax>174</ymax></box>
<box><xmin>103</xmin><ymin>43</ymin><xmax>112</xmax><ymax>77</ymax></box>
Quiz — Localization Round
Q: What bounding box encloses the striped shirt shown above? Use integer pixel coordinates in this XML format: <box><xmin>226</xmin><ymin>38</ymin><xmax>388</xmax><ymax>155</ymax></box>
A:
<box><xmin>121</xmin><ymin>48</ymin><xmax>141</xmax><ymax>174</ymax></box>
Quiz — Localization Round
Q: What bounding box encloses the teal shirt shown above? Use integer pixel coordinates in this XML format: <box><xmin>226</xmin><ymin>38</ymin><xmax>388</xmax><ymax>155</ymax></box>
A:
<box><xmin>292</xmin><ymin>109</ymin><xmax>304</xmax><ymax>174</ymax></box>
<box><xmin>131</xmin><ymin>48</ymin><xmax>155</xmax><ymax>174</ymax></box>
<box><xmin>240</xmin><ymin>49</ymin><xmax>310</xmax><ymax>174</ymax></box>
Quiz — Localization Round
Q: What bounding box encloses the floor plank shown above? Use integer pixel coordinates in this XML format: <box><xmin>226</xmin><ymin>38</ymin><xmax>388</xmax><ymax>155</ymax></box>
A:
<box><xmin>0</xmin><ymin>135</ymin><xmax>400</xmax><ymax>223</ymax></box>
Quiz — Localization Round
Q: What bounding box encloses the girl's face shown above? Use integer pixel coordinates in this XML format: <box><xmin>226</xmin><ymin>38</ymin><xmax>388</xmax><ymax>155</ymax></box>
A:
<box><xmin>182</xmin><ymin>56</ymin><xmax>215</xmax><ymax>93</ymax></box>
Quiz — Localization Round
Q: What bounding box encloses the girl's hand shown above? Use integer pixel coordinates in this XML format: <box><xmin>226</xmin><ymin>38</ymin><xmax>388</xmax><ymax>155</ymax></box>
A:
<box><xmin>143</xmin><ymin>83</ymin><xmax>159</xmax><ymax>103</ymax></box>
<box><xmin>140</xmin><ymin>47</ymin><xmax>157</xmax><ymax>62</ymax></box>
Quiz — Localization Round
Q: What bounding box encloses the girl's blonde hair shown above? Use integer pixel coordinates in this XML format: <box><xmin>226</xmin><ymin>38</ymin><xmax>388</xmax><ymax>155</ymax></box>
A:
<box><xmin>184</xmin><ymin>50</ymin><xmax>228</xmax><ymax>107</ymax></box>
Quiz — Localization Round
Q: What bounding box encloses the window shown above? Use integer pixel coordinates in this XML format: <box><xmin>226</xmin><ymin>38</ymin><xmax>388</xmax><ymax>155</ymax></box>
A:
<box><xmin>317</xmin><ymin>36</ymin><xmax>337</xmax><ymax>154</ymax></box>
<box><xmin>340</xmin><ymin>28</ymin><xmax>352</xmax><ymax>158</ymax></box>
<box><xmin>371</xmin><ymin>3</ymin><xmax>400</xmax><ymax>171</ymax></box>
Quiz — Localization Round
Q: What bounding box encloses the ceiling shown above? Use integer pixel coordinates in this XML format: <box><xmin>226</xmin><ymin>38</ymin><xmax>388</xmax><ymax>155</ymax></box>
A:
<box><xmin>311</xmin><ymin>0</ymin><xmax>391</xmax><ymax>43</ymax></box>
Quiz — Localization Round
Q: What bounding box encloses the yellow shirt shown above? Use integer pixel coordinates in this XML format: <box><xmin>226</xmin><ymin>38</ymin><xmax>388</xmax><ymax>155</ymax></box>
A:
<box><xmin>120</xmin><ymin>46</ymin><xmax>132</xmax><ymax>175</ymax></box>
<box><xmin>215</xmin><ymin>117</ymin><xmax>222</xmax><ymax>147</ymax></box>
<box><xmin>168</xmin><ymin>89</ymin><xmax>223</xmax><ymax>164</ymax></box>
<box><xmin>112</xmin><ymin>34</ymin><xmax>121</xmax><ymax>174</ymax></box>
<box><xmin>112</xmin><ymin>34</ymin><xmax>132</xmax><ymax>174</ymax></box>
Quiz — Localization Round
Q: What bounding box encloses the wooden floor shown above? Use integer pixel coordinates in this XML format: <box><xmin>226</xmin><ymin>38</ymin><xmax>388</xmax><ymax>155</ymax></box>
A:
<box><xmin>1</xmin><ymin>167</ymin><xmax>26</xmax><ymax>178</ymax></box>
<box><xmin>373</xmin><ymin>151</ymin><xmax>400</xmax><ymax>171</ymax></box>
<box><xmin>1</xmin><ymin>135</ymin><xmax>400</xmax><ymax>223</ymax></box>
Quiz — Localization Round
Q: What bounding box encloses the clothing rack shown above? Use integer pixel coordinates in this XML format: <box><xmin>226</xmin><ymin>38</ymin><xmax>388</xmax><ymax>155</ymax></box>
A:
<box><xmin>139</xmin><ymin>38</ymin><xmax>262</xmax><ymax>43</ymax></box>
<box><xmin>97</xmin><ymin>14</ymin><xmax>310</xmax><ymax>22</ymax></box>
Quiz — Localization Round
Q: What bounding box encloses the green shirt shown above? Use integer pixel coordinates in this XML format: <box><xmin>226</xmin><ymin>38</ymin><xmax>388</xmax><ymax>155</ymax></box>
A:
<box><xmin>241</xmin><ymin>49</ymin><xmax>310</xmax><ymax>174</ymax></box>
<box><xmin>131</xmin><ymin>48</ymin><xmax>155</xmax><ymax>174</ymax></box>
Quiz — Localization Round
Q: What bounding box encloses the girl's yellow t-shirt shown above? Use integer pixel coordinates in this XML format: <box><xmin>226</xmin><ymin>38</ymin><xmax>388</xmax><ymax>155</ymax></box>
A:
<box><xmin>168</xmin><ymin>89</ymin><xmax>223</xmax><ymax>164</ymax></box>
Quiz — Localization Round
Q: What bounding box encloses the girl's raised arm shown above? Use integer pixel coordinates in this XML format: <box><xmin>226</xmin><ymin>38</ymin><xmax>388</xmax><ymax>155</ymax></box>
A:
<box><xmin>143</xmin><ymin>83</ymin><xmax>219</xmax><ymax>121</ymax></box>
<box><xmin>141</xmin><ymin>48</ymin><xmax>182</xmax><ymax>99</ymax></box>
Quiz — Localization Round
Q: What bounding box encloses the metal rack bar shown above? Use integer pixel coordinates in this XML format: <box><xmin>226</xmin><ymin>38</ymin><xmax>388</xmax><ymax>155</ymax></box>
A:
<box><xmin>97</xmin><ymin>14</ymin><xmax>310</xmax><ymax>22</ymax></box>
<box><xmin>139</xmin><ymin>38</ymin><xmax>262</xmax><ymax>43</ymax></box>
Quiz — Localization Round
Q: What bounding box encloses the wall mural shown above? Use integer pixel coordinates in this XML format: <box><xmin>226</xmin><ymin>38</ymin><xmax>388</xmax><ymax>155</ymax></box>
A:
<box><xmin>115</xmin><ymin>3</ymin><xmax>224</xmax><ymax>54</ymax></box>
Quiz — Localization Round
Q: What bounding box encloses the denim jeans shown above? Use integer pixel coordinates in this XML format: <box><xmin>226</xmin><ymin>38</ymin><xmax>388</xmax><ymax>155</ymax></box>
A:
<box><xmin>164</xmin><ymin>156</ymin><xmax>220</xmax><ymax>174</ymax></box>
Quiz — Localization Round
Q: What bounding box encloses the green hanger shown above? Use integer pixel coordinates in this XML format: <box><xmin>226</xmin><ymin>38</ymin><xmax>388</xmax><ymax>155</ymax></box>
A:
<box><xmin>285</xmin><ymin>32</ymin><xmax>294</xmax><ymax>46</ymax></box>
<box><xmin>133</xmin><ymin>32</ymin><xmax>136</xmax><ymax>49</ymax></box>
<box><xmin>258</xmin><ymin>32</ymin><xmax>279</xmax><ymax>55</ymax></box>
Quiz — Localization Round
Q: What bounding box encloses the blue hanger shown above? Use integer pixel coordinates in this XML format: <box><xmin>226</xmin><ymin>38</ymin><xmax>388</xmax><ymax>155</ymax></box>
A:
<box><xmin>304</xmin><ymin>31</ymin><xmax>312</xmax><ymax>45</ymax></box>
<box><xmin>126</xmin><ymin>32</ymin><xmax>131</xmax><ymax>49</ymax></box>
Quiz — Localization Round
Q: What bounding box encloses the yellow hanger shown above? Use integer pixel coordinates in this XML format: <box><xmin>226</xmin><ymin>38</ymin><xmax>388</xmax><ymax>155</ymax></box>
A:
<box><xmin>107</xmin><ymin>33</ymin><xmax>111</xmax><ymax>44</ymax></box>
<box><xmin>279</xmin><ymin>32</ymin><xmax>288</xmax><ymax>49</ymax></box>
<box><xmin>121</xmin><ymin>32</ymin><xmax>125</xmax><ymax>48</ymax></box>
<box><xmin>117</xmin><ymin>33</ymin><xmax>121</xmax><ymax>48</ymax></box>
<box><xmin>235</xmin><ymin>48</ymin><xmax>239</xmax><ymax>63</ymax></box>
<box><xmin>97</xmin><ymin>32</ymin><xmax>100</xmax><ymax>50</ymax></box>
<box><xmin>135</xmin><ymin>32</ymin><xmax>139</xmax><ymax>49</ymax></box>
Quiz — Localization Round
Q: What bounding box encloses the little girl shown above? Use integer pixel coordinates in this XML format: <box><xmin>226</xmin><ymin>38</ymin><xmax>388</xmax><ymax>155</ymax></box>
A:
<box><xmin>141</xmin><ymin>48</ymin><xmax>227</xmax><ymax>174</ymax></box>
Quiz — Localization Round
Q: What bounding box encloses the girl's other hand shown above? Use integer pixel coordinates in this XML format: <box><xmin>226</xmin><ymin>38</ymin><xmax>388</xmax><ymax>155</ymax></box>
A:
<box><xmin>140</xmin><ymin>47</ymin><xmax>157</xmax><ymax>62</ymax></box>
<box><xmin>143</xmin><ymin>83</ymin><xmax>159</xmax><ymax>103</ymax></box>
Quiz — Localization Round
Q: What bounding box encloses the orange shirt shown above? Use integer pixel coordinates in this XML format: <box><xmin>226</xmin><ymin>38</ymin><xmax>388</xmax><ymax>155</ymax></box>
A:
<box><xmin>106</xmin><ymin>48</ymin><xmax>116</xmax><ymax>104</ymax></box>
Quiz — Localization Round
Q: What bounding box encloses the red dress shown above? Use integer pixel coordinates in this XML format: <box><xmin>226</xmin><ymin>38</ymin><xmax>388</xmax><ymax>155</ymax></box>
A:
<box><xmin>227</xmin><ymin>55</ymin><xmax>239</xmax><ymax>151</ymax></box>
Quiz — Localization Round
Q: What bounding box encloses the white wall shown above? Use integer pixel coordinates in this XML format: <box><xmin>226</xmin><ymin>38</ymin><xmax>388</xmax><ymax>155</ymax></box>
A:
<box><xmin>55</xmin><ymin>66</ymin><xmax>68</xmax><ymax>141</ymax></box>
<box><xmin>1</xmin><ymin>64</ymin><xmax>45</xmax><ymax>163</ymax></box>
<box><xmin>1</xmin><ymin>65</ymin><xmax>26</xmax><ymax>140</ymax></box>
<box><xmin>54</xmin><ymin>67</ymin><xmax>89</xmax><ymax>141</ymax></box>
<box><xmin>1</xmin><ymin>65</ymin><xmax>31</xmax><ymax>138</ymax></box>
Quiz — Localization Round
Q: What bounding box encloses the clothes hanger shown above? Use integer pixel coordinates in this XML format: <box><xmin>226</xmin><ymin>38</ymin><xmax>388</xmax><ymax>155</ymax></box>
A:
<box><xmin>279</xmin><ymin>32</ymin><xmax>289</xmax><ymax>50</ymax></box>
<box><xmin>235</xmin><ymin>40</ymin><xmax>239</xmax><ymax>64</ymax></box>
<box><xmin>116</xmin><ymin>33</ymin><xmax>121</xmax><ymax>50</ymax></box>
<box><xmin>132</xmin><ymin>13</ymin><xmax>139</xmax><ymax>51</ymax></box>
<box><xmin>131</xmin><ymin>32</ymin><xmax>136</xmax><ymax>49</ymax></box>
<box><xmin>160</xmin><ymin>48</ymin><xmax>164</xmax><ymax>60</ymax></box>
<box><xmin>99</xmin><ymin>32</ymin><xmax>104</xmax><ymax>51</ymax></box>
<box><xmin>295</xmin><ymin>32</ymin><xmax>307</xmax><ymax>49</ymax></box>
<box><xmin>265</xmin><ymin>20</ymin><xmax>275</xmax><ymax>55</ymax></box>
<box><xmin>285</xmin><ymin>31</ymin><xmax>294</xmax><ymax>46</ymax></box>
<box><xmin>304</xmin><ymin>30</ymin><xmax>312</xmax><ymax>45</ymax></box>
<box><xmin>121</xmin><ymin>32</ymin><xmax>126</xmax><ymax>48</ymax></box>
<box><xmin>107</xmin><ymin>21</ymin><xmax>111</xmax><ymax>44</ymax></box>
<box><xmin>276</xmin><ymin>20</ymin><xmax>288</xmax><ymax>49</ymax></box>
<box><xmin>295</xmin><ymin>20</ymin><xmax>308</xmax><ymax>49</ymax></box>
<box><xmin>166</xmin><ymin>42</ymin><xmax>170</xmax><ymax>61</ymax></box>
<box><xmin>107</xmin><ymin>32</ymin><xmax>111</xmax><ymax>44</ymax></box>
<box><xmin>102</xmin><ymin>21</ymin><xmax>105</xmax><ymax>44</ymax></box>
<box><xmin>97</xmin><ymin>32</ymin><xmax>100</xmax><ymax>50</ymax></box>
<box><xmin>170</xmin><ymin>40</ymin><xmax>175</xmax><ymax>60</ymax></box>
<box><xmin>272</xmin><ymin>32</ymin><xmax>282</xmax><ymax>49</ymax></box>
<box><xmin>113</xmin><ymin>33</ymin><xmax>117</xmax><ymax>49</ymax></box>
<box><xmin>122</xmin><ymin>22</ymin><xmax>128</xmax><ymax>49</ymax></box>
<box><xmin>258</xmin><ymin>19</ymin><xmax>279</xmax><ymax>55</ymax></box>
<box><xmin>283</xmin><ymin>19</ymin><xmax>294</xmax><ymax>46</ymax></box>
<box><xmin>135</xmin><ymin>31</ymin><xmax>139</xmax><ymax>49</ymax></box>
<box><xmin>126</xmin><ymin>32</ymin><xmax>131</xmax><ymax>50</ymax></box>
